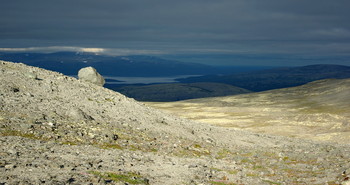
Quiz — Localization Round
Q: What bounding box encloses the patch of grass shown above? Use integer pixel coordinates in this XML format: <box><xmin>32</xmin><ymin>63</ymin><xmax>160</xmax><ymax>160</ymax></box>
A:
<box><xmin>87</xmin><ymin>97</ymin><xmax>102</xmax><ymax>103</ymax></box>
<box><xmin>209</xmin><ymin>180</ymin><xmax>237</xmax><ymax>185</ymax></box>
<box><xmin>89</xmin><ymin>171</ymin><xmax>149</xmax><ymax>184</ymax></box>
<box><xmin>293</xmin><ymin>98</ymin><xmax>348</xmax><ymax>114</ymax></box>
<box><xmin>252</xmin><ymin>165</ymin><xmax>264</xmax><ymax>170</ymax></box>
<box><xmin>263</xmin><ymin>151</ymin><xmax>278</xmax><ymax>158</ymax></box>
<box><xmin>240</xmin><ymin>158</ymin><xmax>251</xmax><ymax>163</ymax></box>
<box><xmin>0</xmin><ymin>128</ymin><xmax>87</xmax><ymax>146</ymax></box>
<box><xmin>241</xmin><ymin>152</ymin><xmax>253</xmax><ymax>157</ymax></box>
<box><xmin>216</xmin><ymin>148</ymin><xmax>232</xmax><ymax>159</ymax></box>
<box><xmin>227</xmin><ymin>170</ymin><xmax>238</xmax><ymax>175</ymax></box>
<box><xmin>210</xmin><ymin>167</ymin><xmax>223</xmax><ymax>172</ymax></box>
<box><xmin>283</xmin><ymin>158</ymin><xmax>318</xmax><ymax>165</ymax></box>
<box><xmin>0</xmin><ymin>129</ymin><xmax>41</xmax><ymax>140</ymax></box>
<box><xmin>192</xmin><ymin>149</ymin><xmax>211</xmax><ymax>157</ymax></box>
<box><xmin>104</xmin><ymin>98</ymin><xmax>114</xmax><ymax>102</ymax></box>
<box><xmin>246</xmin><ymin>173</ymin><xmax>258</xmax><ymax>177</ymax></box>
<box><xmin>127</xmin><ymin>144</ymin><xmax>158</xmax><ymax>153</ymax></box>
<box><xmin>98</xmin><ymin>143</ymin><xmax>123</xmax><ymax>150</ymax></box>
<box><xmin>174</xmin><ymin>146</ymin><xmax>211</xmax><ymax>158</ymax></box>
<box><xmin>326</xmin><ymin>181</ymin><xmax>338</xmax><ymax>185</ymax></box>
<box><xmin>128</xmin><ymin>144</ymin><xmax>139</xmax><ymax>151</ymax></box>
<box><xmin>262</xmin><ymin>179</ymin><xmax>282</xmax><ymax>185</ymax></box>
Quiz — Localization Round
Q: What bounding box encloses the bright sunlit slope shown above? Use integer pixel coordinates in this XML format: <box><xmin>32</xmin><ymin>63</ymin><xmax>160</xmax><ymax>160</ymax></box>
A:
<box><xmin>147</xmin><ymin>78</ymin><xmax>350</xmax><ymax>144</ymax></box>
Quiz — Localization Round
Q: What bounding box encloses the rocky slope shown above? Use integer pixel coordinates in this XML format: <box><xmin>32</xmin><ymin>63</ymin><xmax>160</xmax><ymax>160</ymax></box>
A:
<box><xmin>1</xmin><ymin>61</ymin><xmax>350</xmax><ymax>184</ymax></box>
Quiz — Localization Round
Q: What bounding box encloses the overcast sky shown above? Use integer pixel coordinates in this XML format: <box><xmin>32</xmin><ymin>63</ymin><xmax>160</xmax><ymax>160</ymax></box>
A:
<box><xmin>1</xmin><ymin>0</ymin><xmax>350</xmax><ymax>66</ymax></box>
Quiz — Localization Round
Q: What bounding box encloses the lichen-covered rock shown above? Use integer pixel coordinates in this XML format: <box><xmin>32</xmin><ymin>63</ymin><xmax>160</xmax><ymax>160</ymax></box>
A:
<box><xmin>78</xmin><ymin>67</ymin><xmax>105</xmax><ymax>86</ymax></box>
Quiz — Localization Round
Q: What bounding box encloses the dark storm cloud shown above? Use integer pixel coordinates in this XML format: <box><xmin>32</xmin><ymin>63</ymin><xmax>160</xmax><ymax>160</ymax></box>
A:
<box><xmin>1</xmin><ymin>0</ymin><xmax>350</xmax><ymax>65</ymax></box>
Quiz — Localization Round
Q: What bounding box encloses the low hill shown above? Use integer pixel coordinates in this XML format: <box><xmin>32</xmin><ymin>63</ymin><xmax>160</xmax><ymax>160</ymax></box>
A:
<box><xmin>1</xmin><ymin>61</ymin><xmax>350</xmax><ymax>184</ymax></box>
<box><xmin>112</xmin><ymin>82</ymin><xmax>251</xmax><ymax>102</ymax></box>
<box><xmin>147</xmin><ymin>78</ymin><xmax>350</xmax><ymax>144</ymax></box>
<box><xmin>178</xmin><ymin>64</ymin><xmax>350</xmax><ymax>91</ymax></box>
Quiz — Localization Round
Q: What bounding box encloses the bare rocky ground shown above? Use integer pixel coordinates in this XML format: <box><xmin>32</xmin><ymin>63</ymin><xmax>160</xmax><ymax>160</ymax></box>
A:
<box><xmin>1</xmin><ymin>60</ymin><xmax>350</xmax><ymax>185</ymax></box>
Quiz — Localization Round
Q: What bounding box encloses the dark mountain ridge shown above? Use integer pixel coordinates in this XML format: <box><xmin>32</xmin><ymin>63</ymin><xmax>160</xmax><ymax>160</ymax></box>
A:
<box><xmin>111</xmin><ymin>64</ymin><xmax>350</xmax><ymax>102</ymax></box>
<box><xmin>114</xmin><ymin>82</ymin><xmax>252</xmax><ymax>102</ymax></box>
<box><xmin>0</xmin><ymin>52</ymin><xmax>250</xmax><ymax>77</ymax></box>
<box><xmin>178</xmin><ymin>64</ymin><xmax>350</xmax><ymax>91</ymax></box>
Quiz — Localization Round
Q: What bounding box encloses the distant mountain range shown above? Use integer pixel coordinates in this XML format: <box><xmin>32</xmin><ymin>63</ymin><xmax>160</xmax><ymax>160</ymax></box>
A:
<box><xmin>113</xmin><ymin>82</ymin><xmax>252</xmax><ymax>102</ymax></box>
<box><xmin>0</xmin><ymin>52</ymin><xmax>264</xmax><ymax>77</ymax></box>
<box><xmin>178</xmin><ymin>64</ymin><xmax>350</xmax><ymax>91</ymax></box>
<box><xmin>109</xmin><ymin>64</ymin><xmax>350</xmax><ymax>101</ymax></box>
<box><xmin>1</xmin><ymin>52</ymin><xmax>349</xmax><ymax>102</ymax></box>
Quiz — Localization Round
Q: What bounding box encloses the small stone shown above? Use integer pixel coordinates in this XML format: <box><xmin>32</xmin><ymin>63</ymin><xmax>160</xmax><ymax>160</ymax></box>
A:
<box><xmin>66</xmin><ymin>108</ymin><xmax>93</xmax><ymax>121</ymax></box>
<box><xmin>43</xmin><ymin>122</ymin><xmax>54</xmax><ymax>127</ymax></box>
<box><xmin>113</xmin><ymin>134</ymin><xmax>119</xmax><ymax>141</ymax></box>
<box><xmin>24</xmin><ymin>71</ymin><xmax>37</xmax><ymax>79</ymax></box>
<box><xmin>7</xmin><ymin>150</ymin><xmax>16</xmax><ymax>155</ymax></box>
<box><xmin>316</xmin><ymin>157</ymin><xmax>324</xmax><ymax>163</ymax></box>
<box><xmin>104</xmin><ymin>180</ymin><xmax>112</xmax><ymax>183</ymax></box>
<box><xmin>12</xmin><ymin>87</ymin><xmax>20</xmax><ymax>92</ymax></box>
<box><xmin>67</xmin><ymin>178</ymin><xmax>75</xmax><ymax>183</ymax></box>
<box><xmin>5</xmin><ymin>164</ymin><xmax>15</xmax><ymax>169</ymax></box>
<box><xmin>88</xmin><ymin>133</ymin><xmax>95</xmax><ymax>139</ymax></box>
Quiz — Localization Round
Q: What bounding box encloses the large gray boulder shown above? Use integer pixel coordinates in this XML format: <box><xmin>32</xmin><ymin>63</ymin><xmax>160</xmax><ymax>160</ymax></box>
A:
<box><xmin>78</xmin><ymin>67</ymin><xmax>105</xmax><ymax>86</ymax></box>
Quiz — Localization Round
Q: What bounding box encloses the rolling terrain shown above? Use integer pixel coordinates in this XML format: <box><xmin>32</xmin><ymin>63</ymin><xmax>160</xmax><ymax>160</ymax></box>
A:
<box><xmin>147</xmin><ymin>78</ymin><xmax>350</xmax><ymax>144</ymax></box>
<box><xmin>111</xmin><ymin>64</ymin><xmax>350</xmax><ymax>102</ymax></box>
<box><xmin>113</xmin><ymin>82</ymin><xmax>251</xmax><ymax>102</ymax></box>
<box><xmin>178</xmin><ymin>64</ymin><xmax>350</xmax><ymax>91</ymax></box>
<box><xmin>1</xmin><ymin>61</ymin><xmax>350</xmax><ymax>184</ymax></box>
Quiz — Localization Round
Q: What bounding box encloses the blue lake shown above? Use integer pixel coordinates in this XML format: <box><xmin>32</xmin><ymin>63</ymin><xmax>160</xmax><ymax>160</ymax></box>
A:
<box><xmin>104</xmin><ymin>75</ymin><xmax>201</xmax><ymax>84</ymax></box>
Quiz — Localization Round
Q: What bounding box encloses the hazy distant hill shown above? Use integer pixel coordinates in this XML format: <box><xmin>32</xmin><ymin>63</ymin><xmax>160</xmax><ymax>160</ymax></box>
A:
<box><xmin>113</xmin><ymin>82</ymin><xmax>252</xmax><ymax>102</ymax></box>
<box><xmin>0</xmin><ymin>52</ymin><xmax>222</xmax><ymax>77</ymax></box>
<box><xmin>178</xmin><ymin>64</ymin><xmax>350</xmax><ymax>91</ymax></box>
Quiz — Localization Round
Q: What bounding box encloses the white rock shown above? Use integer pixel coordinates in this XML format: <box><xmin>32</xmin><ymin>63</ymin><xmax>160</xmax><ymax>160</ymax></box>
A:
<box><xmin>78</xmin><ymin>67</ymin><xmax>105</xmax><ymax>86</ymax></box>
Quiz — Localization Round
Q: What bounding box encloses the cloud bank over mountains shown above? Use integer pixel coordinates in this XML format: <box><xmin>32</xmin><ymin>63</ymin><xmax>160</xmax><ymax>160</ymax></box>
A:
<box><xmin>0</xmin><ymin>46</ymin><xmax>163</xmax><ymax>56</ymax></box>
<box><xmin>1</xmin><ymin>0</ymin><xmax>350</xmax><ymax>65</ymax></box>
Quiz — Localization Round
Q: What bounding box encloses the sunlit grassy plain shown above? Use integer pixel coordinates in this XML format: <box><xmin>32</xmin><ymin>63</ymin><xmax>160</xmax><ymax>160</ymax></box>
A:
<box><xmin>146</xmin><ymin>79</ymin><xmax>350</xmax><ymax>143</ymax></box>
